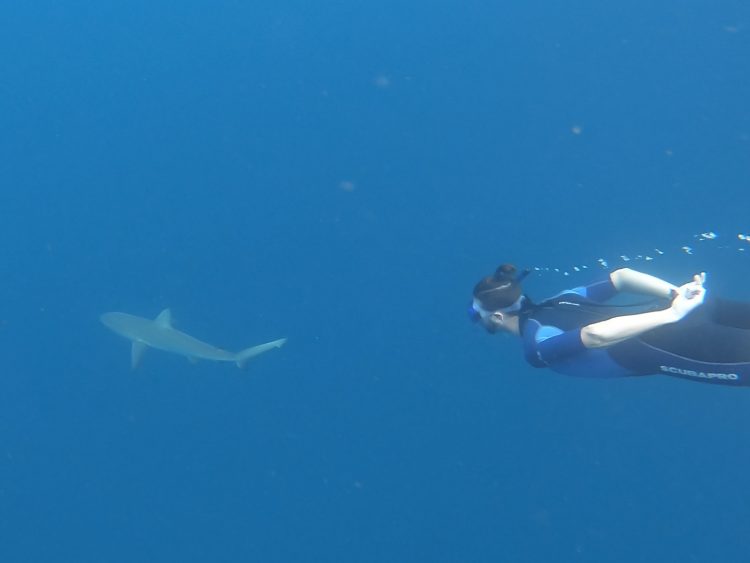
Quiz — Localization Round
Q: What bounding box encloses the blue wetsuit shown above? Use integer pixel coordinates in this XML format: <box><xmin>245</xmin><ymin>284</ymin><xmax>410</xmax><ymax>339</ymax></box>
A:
<box><xmin>520</xmin><ymin>276</ymin><xmax>750</xmax><ymax>386</ymax></box>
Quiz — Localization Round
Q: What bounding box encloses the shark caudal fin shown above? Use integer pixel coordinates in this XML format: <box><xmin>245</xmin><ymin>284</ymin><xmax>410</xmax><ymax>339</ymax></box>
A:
<box><xmin>235</xmin><ymin>338</ymin><xmax>287</xmax><ymax>368</ymax></box>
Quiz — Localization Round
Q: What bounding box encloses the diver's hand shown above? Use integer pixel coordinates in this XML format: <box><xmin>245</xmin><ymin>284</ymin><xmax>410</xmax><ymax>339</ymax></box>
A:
<box><xmin>681</xmin><ymin>272</ymin><xmax>706</xmax><ymax>299</ymax></box>
<box><xmin>670</xmin><ymin>273</ymin><xmax>706</xmax><ymax>320</ymax></box>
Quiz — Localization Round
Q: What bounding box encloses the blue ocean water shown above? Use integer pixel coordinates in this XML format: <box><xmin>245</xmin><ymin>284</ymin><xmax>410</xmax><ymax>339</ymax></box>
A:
<box><xmin>1</xmin><ymin>1</ymin><xmax>748</xmax><ymax>561</ymax></box>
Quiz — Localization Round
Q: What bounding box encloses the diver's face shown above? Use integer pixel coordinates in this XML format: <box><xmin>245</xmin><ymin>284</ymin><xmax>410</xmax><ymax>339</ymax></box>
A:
<box><xmin>485</xmin><ymin>311</ymin><xmax>506</xmax><ymax>332</ymax></box>
<box><xmin>470</xmin><ymin>298</ymin><xmax>520</xmax><ymax>334</ymax></box>
<box><xmin>484</xmin><ymin>311</ymin><xmax>520</xmax><ymax>335</ymax></box>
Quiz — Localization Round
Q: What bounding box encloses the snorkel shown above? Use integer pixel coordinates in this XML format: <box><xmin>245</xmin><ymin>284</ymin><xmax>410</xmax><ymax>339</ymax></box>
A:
<box><xmin>515</xmin><ymin>268</ymin><xmax>531</xmax><ymax>283</ymax></box>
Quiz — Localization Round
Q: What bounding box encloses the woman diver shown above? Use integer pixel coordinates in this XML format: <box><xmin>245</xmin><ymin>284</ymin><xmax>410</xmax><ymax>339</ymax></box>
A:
<box><xmin>470</xmin><ymin>264</ymin><xmax>750</xmax><ymax>385</ymax></box>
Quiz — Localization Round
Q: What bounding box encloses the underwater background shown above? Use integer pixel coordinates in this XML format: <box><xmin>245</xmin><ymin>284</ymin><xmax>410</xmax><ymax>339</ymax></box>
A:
<box><xmin>1</xmin><ymin>1</ymin><xmax>748</xmax><ymax>561</ymax></box>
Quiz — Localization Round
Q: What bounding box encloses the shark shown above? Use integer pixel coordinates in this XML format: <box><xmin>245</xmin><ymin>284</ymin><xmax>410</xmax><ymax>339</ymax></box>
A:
<box><xmin>100</xmin><ymin>308</ymin><xmax>286</xmax><ymax>369</ymax></box>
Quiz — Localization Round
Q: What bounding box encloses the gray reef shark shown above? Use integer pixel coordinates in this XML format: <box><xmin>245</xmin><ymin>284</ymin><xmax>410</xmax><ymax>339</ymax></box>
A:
<box><xmin>101</xmin><ymin>308</ymin><xmax>286</xmax><ymax>369</ymax></box>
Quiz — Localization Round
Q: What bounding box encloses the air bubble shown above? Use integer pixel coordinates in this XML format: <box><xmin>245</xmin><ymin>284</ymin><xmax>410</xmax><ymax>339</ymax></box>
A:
<box><xmin>528</xmin><ymin>231</ymin><xmax>748</xmax><ymax>276</ymax></box>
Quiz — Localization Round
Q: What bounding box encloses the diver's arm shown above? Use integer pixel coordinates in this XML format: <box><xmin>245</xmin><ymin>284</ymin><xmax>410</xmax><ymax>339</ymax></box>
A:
<box><xmin>609</xmin><ymin>268</ymin><xmax>679</xmax><ymax>299</ymax></box>
<box><xmin>578</xmin><ymin>267</ymin><xmax>678</xmax><ymax>304</ymax></box>
<box><xmin>581</xmin><ymin>308</ymin><xmax>681</xmax><ymax>348</ymax></box>
<box><xmin>581</xmin><ymin>273</ymin><xmax>706</xmax><ymax>349</ymax></box>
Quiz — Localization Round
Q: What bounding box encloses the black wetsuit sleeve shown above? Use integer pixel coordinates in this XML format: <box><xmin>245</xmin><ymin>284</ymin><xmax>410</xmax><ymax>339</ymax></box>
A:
<box><xmin>536</xmin><ymin>329</ymin><xmax>588</xmax><ymax>364</ymax></box>
<box><xmin>581</xmin><ymin>273</ymin><xmax>619</xmax><ymax>303</ymax></box>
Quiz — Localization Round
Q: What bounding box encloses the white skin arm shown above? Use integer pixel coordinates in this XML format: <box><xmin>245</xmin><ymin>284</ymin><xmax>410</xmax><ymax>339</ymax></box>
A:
<box><xmin>581</xmin><ymin>273</ymin><xmax>706</xmax><ymax>349</ymax></box>
<box><xmin>609</xmin><ymin>267</ymin><xmax>679</xmax><ymax>299</ymax></box>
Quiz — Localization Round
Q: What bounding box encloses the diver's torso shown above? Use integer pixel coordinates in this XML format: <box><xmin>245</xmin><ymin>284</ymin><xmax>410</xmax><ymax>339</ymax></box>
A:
<box><xmin>520</xmin><ymin>292</ymin><xmax>750</xmax><ymax>386</ymax></box>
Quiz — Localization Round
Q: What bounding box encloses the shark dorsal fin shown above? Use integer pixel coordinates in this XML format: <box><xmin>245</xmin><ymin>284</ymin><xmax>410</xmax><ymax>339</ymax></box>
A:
<box><xmin>154</xmin><ymin>308</ymin><xmax>173</xmax><ymax>328</ymax></box>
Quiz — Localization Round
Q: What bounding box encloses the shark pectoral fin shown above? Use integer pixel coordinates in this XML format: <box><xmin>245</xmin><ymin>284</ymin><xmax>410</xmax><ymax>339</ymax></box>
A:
<box><xmin>131</xmin><ymin>341</ymin><xmax>148</xmax><ymax>370</ymax></box>
<box><xmin>154</xmin><ymin>308</ymin><xmax>173</xmax><ymax>328</ymax></box>
<box><xmin>235</xmin><ymin>338</ymin><xmax>287</xmax><ymax>368</ymax></box>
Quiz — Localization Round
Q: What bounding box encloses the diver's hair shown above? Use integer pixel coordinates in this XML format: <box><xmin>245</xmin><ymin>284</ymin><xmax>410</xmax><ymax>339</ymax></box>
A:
<box><xmin>473</xmin><ymin>263</ymin><xmax>523</xmax><ymax>311</ymax></box>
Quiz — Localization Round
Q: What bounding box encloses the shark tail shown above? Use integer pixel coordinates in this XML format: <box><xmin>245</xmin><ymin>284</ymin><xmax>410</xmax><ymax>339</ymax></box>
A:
<box><xmin>235</xmin><ymin>338</ymin><xmax>287</xmax><ymax>368</ymax></box>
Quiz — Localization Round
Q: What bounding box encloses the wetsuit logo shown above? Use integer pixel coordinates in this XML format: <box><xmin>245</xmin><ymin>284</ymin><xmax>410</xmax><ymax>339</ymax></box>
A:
<box><xmin>659</xmin><ymin>365</ymin><xmax>739</xmax><ymax>381</ymax></box>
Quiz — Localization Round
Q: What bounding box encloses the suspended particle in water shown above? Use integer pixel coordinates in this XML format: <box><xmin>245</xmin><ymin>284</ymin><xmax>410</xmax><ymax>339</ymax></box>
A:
<box><xmin>373</xmin><ymin>74</ymin><xmax>391</xmax><ymax>89</ymax></box>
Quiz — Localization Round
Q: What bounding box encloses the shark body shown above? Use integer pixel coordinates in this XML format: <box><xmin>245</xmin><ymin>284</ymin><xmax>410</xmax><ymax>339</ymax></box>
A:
<box><xmin>101</xmin><ymin>308</ymin><xmax>286</xmax><ymax>369</ymax></box>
